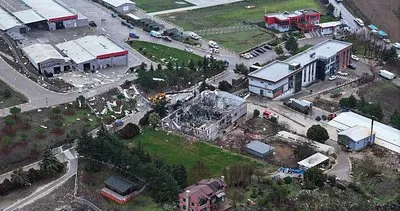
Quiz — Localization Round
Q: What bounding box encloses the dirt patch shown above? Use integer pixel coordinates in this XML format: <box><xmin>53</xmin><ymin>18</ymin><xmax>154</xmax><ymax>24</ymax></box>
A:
<box><xmin>348</xmin><ymin>0</ymin><xmax>400</xmax><ymax>41</ymax></box>
<box><xmin>308</xmin><ymin>98</ymin><xmax>340</xmax><ymax>112</ymax></box>
<box><xmin>267</xmin><ymin>141</ymin><xmax>297</xmax><ymax>168</ymax></box>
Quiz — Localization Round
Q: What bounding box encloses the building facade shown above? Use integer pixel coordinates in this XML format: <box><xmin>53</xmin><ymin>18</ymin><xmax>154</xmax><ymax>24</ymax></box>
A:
<box><xmin>338</xmin><ymin>125</ymin><xmax>376</xmax><ymax>151</ymax></box>
<box><xmin>179</xmin><ymin>178</ymin><xmax>227</xmax><ymax>211</ymax></box>
<box><xmin>248</xmin><ymin>39</ymin><xmax>352</xmax><ymax>99</ymax></box>
<box><xmin>264</xmin><ymin>9</ymin><xmax>320</xmax><ymax>32</ymax></box>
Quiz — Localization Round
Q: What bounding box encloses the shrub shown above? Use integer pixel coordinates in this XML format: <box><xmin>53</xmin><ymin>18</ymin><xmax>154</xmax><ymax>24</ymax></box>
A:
<box><xmin>118</xmin><ymin>123</ymin><xmax>140</xmax><ymax>139</ymax></box>
<box><xmin>284</xmin><ymin>176</ymin><xmax>292</xmax><ymax>184</ymax></box>
<box><xmin>253</xmin><ymin>109</ymin><xmax>260</xmax><ymax>118</ymax></box>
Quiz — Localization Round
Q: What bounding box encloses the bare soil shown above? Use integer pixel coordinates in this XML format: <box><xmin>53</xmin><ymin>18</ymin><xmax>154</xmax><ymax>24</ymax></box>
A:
<box><xmin>267</xmin><ymin>141</ymin><xmax>297</xmax><ymax>168</ymax></box>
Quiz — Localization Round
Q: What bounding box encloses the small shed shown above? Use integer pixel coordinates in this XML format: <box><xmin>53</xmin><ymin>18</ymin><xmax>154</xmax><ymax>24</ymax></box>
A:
<box><xmin>338</xmin><ymin>125</ymin><xmax>375</xmax><ymax>151</ymax></box>
<box><xmin>245</xmin><ymin>140</ymin><xmax>272</xmax><ymax>158</ymax></box>
<box><xmin>104</xmin><ymin>176</ymin><xmax>137</xmax><ymax>196</ymax></box>
<box><xmin>298</xmin><ymin>152</ymin><xmax>329</xmax><ymax>170</ymax></box>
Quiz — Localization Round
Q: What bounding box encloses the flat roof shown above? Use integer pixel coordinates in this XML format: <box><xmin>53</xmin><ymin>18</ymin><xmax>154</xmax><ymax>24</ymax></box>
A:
<box><xmin>0</xmin><ymin>7</ymin><xmax>22</xmax><ymax>31</ymax></box>
<box><xmin>329</xmin><ymin>111</ymin><xmax>400</xmax><ymax>153</ymax></box>
<box><xmin>338</xmin><ymin>125</ymin><xmax>375</xmax><ymax>142</ymax></box>
<box><xmin>0</xmin><ymin>0</ymin><xmax>30</xmax><ymax>12</ymax></box>
<box><xmin>102</xmin><ymin>0</ymin><xmax>135</xmax><ymax>8</ymax></box>
<box><xmin>317</xmin><ymin>21</ymin><xmax>341</xmax><ymax>28</ymax></box>
<box><xmin>245</xmin><ymin>140</ymin><xmax>272</xmax><ymax>154</ymax></box>
<box><xmin>266</xmin><ymin>9</ymin><xmax>319</xmax><ymax>21</ymax></box>
<box><xmin>56</xmin><ymin>35</ymin><xmax>128</xmax><ymax>64</ymax></box>
<box><xmin>22</xmin><ymin>43</ymin><xmax>66</xmax><ymax>64</ymax></box>
<box><xmin>22</xmin><ymin>0</ymin><xmax>76</xmax><ymax>21</ymax></box>
<box><xmin>12</xmin><ymin>10</ymin><xmax>45</xmax><ymax>24</ymax></box>
<box><xmin>104</xmin><ymin>176</ymin><xmax>136</xmax><ymax>193</ymax></box>
<box><xmin>285</xmin><ymin>39</ymin><xmax>351</xmax><ymax>67</ymax></box>
<box><xmin>248</xmin><ymin>61</ymin><xmax>293</xmax><ymax>82</ymax></box>
<box><xmin>298</xmin><ymin>152</ymin><xmax>329</xmax><ymax>169</ymax></box>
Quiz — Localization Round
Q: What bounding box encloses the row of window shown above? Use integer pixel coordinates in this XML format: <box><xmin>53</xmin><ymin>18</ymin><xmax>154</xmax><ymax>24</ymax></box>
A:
<box><xmin>303</xmin><ymin>64</ymin><xmax>315</xmax><ymax>83</ymax></box>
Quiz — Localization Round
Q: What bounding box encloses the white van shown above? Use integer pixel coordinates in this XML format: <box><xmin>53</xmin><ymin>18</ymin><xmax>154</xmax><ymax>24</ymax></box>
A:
<box><xmin>379</xmin><ymin>70</ymin><xmax>395</xmax><ymax>80</ymax></box>
<box><xmin>208</xmin><ymin>40</ymin><xmax>218</xmax><ymax>48</ymax></box>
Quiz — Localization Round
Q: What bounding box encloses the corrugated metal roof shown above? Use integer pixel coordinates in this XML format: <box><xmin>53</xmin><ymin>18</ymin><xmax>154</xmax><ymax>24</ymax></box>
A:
<box><xmin>245</xmin><ymin>140</ymin><xmax>272</xmax><ymax>154</ymax></box>
<box><xmin>102</xmin><ymin>0</ymin><xmax>135</xmax><ymax>8</ymax></box>
<box><xmin>22</xmin><ymin>43</ymin><xmax>66</xmax><ymax>64</ymax></box>
<box><xmin>0</xmin><ymin>7</ymin><xmax>22</xmax><ymax>31</ymax></box>
<box><xmin>104</xmin><ymin>176</ymin><xmax>136</xmax><ymax>193</ymax></box>
<box><xmin>297</xmin><ymin>152</ymin><xmax>329</xmax><ymax>169</ymax></box>
<box><xmin>329</xmin><ymin>111</ymin><xmax>400</xmax><ymax>153</ymax></box>
<box><xmin>12</xmin><ymin>9</ymin><xmax>45</xmax><ymax>24</ymax></box>
<box><xmin>22</xmin><ymin>0</ymin><xmax>76</xmax><ymax>21</ymax></box>
<box><xmin>338</xmin><ymin>125</ymin><xmax>375</xmax><ymax>142</ymax></box>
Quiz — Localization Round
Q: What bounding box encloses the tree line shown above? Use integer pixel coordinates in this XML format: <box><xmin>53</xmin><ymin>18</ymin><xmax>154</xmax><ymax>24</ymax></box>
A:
<box><xmin>340</xmin><ymin>95</ymin><xmax>384</xmax><ymax>121</ymax></box>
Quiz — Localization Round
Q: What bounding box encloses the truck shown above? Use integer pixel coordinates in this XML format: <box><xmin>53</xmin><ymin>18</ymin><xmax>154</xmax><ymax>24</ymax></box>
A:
<box><xmin>379</xmin><ymin>70</ymin><xmax>395</xmax><ymax>80</ymax></box>
<box><xmin>284</xmin><ymin>98</ymin><xmax>312</xmax><ymax>114</ymax></box>
<box><xmin>149</xmin><ymin>30</ymin><xmax>162</xmax><ymax>38</ymax></box>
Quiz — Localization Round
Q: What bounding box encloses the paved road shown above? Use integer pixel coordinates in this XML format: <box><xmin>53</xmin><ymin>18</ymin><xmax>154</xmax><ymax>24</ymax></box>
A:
<box><xmin>325</xmin><ymin>139</ymin><xmax>352</xmax><ymax>181</ymax></box>
<box><xmin>329</xmin><ymin>0</ymin><xmax>361</xmax><ymax>31</ymax></box>
<box><xmin>4</xmin><ymin>150</ymin><xmax>78</xmax><ymax>211</ymax></box>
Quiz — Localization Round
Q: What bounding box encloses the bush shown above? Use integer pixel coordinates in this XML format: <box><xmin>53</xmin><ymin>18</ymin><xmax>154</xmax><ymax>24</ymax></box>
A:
<box><xmin>118</xmin><ymin>123</ymin><xmax>140</xmax><ymax>139</ymax></box>
<box><xmin>253</xmin><ymin>109</ymin><xmax>260</xmax><ymax>118</ymax></box>
<box><xmin>307</xmin><ymin>125</ymin><xmax>329</xmax><ymax>143</ymax></box>
<box><xmin>284</xmin><ymin>176</ymin><xmax>292</xmax><ymax>184</ymax></box>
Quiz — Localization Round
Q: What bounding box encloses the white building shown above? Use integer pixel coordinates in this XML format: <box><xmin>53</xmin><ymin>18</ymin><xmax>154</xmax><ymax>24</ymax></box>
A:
<box><xmin>248</xmin><ymin>39</ymin><xmax>352</xmax><ymax>99</ymax></box>
<box><xmin>0</xmin><ymin>7</ymin><xmax>25</xmax><ymax>33</ymax></box>
<box><xmin>56</xmin><ymin>35</ymin><xmax>128</xmax><ymax>72</ymax></box>
<box><xmin>316</xmin><ymin>21</ymin><xmax>342</xmax><ymax>35</ymax></box>
<box><xmin>298</xmin><ymin>152</ymin><xmax>329</xmax><ymax>170</ymax></box>
<box><xmin>22</xmin><ymin>43</ymin><xmax>71</xmax><ymax>76</ymax></box>
<box><xmin>102</xmin><ymin>0</ymin><xmax>136</xmax><ymax>14</ymax></box>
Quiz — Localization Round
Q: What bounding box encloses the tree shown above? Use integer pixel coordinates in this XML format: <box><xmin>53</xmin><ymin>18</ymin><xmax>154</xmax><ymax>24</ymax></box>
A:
<box><xmin>390</xmin><ymin>110</ymin><xmax>400</xmax><ymax>129</ymax></box>
<box><xmin>39</xmin><ymin>148</ymin><xmax>64</xmax><ymax>176</ymax></box>
<box><xmin>4</xmin><ymin>117</ymin><xmax>15</xmax><ymax>132</ymax></box>
<box><xmin>382</xmin><ymin>47</ymin><xmax>398</xmax><ymax>62</ymax></box>
<box><xmin>253</xmin><ymin>109</ymin><xmax>260</xmax><ymax>118</ymax></box>
<box><xmin>51</xmin><ymin>107</ymin><xmax>61</xmax><ymax>117</ymax></box>
<box><xmin>3</xmin><ymin>89</ymin><xmax>11</xmax><ymax>98</ymax></box>
<box><xmin>275</xmin><ymin>45</ymin><xmax>284</xmax><ymax>55</ymax></box>
<box><xmin>284</xmin><ymin>176</ymin><xmax>292</xmax><ymax>184</ymax></box>
<box><xmin>306</xmin><ymin>125</ymin><xmax>329</xmax><ymax>143</ymax></box>
<box><xmin>294</xmin><ymin>143</ymin><xmax>315</xmax><ymax>160</ymax></box>
<box><xmin>223</xmin><ymin>163</ymin><xmax>255</xmax><ymax>188</ymax></box>
<box><xmin>148</xmin><ymin>112</ymin><xmax>161</xmax><ymax>128</ymax></box>
<box><xmin>10</xmin><ymin>168</ymin><xmax>30</xmax><ymax>187</ymax></box>
<box><xmin>227</xmin><ymin>188</ymin><xmax>244</xmax><ymax>209</ymax></box>
<box><xmin>285</xmin><ymin>35</ymin><xmax>298</xmax><ymax>54</ymax></box>
<box><xmin>234</xmin><ymin>63</ymin><xmax>249</xmax><ymax>75</ymax></box>
<box><xmin>260</xmin><ymin>184</ymin><xmax>290</xmax><ymax>206</ymax></box>
<box><xmin>54</xmin><ymin>119</ymin><xmax>64</xmax><ymax>131</ymax></box>
<box><xmin>218</xmin><ymin>80</ymin><xmax>232</xmax><ymax>91</ymax></box>
<box><xmin>118</xmin><ymin>123</ymin><xmax>140</xmax><ymax>139</ymax></box>
<box><xmin>304</xmin><ymin>167</ymin><xmax>327</xmax><ymax>189</ymax></box>
<box><xmin>19</xmin><ymin>133</ymin><xmax>27</xmax><ymax>142</ymax></box>
<box><xmin>339</xmin><ymin>95</ymin><xmax>358</xmax><ymax>109</ymax></box>
<box><xmin>188</xmin><ymin>160</ymin><xmax>211</xmax><ymax>184</ymax></box>
<box><xmin>171</xmin><ymin>164</ymin><xmax>188</xmax><ymax>189</ymax></box>
<box><xmin>35</xmin><ymin>127</ymin><xmax>45</xmax><ymax>137</ymax></box>
<box><xmin>2</xmin><ymin>136</ymin><xmax>11</xmax><ymax>148</ymax></box>
<box><xmin>326</xmin><ymin>3</ymin><xmax>335</xmax><ymax>16</ymax></box>
<box><xmin>9</xmin><ymin>106</ymin><xmax>21</xmax><ymax>119</ymax></box>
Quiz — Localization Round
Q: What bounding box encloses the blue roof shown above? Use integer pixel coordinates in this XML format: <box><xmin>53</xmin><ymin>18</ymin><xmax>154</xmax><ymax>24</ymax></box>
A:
<box><xmin>378</xmin><ymin>30</ymin><xmax>388</xmax><ymax>37</ymax></box>
<box><xmin>245</xmin><ymin>141</ymin><xmax>272</xmax><ymax>154</ymax></box>
<box><xmin>368</xmin><ymin>24</ymin><xmax>378</xmax><ymax>30</ymax></box>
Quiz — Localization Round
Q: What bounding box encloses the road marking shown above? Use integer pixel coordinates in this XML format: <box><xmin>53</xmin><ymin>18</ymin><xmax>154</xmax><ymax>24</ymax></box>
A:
<box><xmin>101</xmin><ymin>28</ymin><xmax>106</xmax><ymax>32</ymax></box>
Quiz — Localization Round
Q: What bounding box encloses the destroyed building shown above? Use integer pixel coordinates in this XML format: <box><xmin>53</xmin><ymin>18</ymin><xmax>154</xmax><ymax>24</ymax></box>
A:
<box><xmin>162</xmin><ymin>90</ymin><xmax>247</xmax><ymax>140</ymax></box>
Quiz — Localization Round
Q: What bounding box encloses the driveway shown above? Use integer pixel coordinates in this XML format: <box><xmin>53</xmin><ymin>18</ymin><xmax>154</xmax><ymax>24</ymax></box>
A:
<box><xmin>325</xmin><ymin>139</ymin><xmax>352</xmax><ymax>181</ymax></box>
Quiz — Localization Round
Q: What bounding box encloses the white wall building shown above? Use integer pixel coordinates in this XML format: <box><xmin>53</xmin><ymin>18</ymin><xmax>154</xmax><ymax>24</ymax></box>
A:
<box><xmin>316</xmin><ymin>21</ymin><xmax>342</xmax><ymax>35</ymax></box>
<box><xmin>101</xmin><ymin>0</ymin><xmax>136</xmax><ymax>14</ymax></box>
<box><xmin>56</xmin><ymin>35</ymin><xmax>128</xmax><ymax>72</ymax></box>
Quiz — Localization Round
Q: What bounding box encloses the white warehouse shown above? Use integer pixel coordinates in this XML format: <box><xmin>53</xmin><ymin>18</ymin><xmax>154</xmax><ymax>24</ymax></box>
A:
<box><xmin>55</xmin><ymin>35</ymin><xmax>128</xmax><ymax>72</ymax></box>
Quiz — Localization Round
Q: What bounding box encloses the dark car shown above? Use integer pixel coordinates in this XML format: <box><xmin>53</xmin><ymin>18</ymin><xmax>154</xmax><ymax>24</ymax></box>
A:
<box><xmin>162</xmin><ymin>36</ymin><xmax>172</xmax><ymax>42</ymax></box>
<box><xmin>348</xmin><ymin>63</ymin><xmax>356</xmax><ymax>69</ymax></box>
<box><xmin>223</xmin><ymin>60</ymin><xmax>229</xmax><ymax>67</ymax></box>
<box><xmin>129</xmin><ymin>32</ymin><xmax>139</xmax><ymax>39</ymax></box>
<box><xmin>250</xmin><ymin>51</ymin><xmax>258</xmax><ymax>57</ymax></box>
<box><xmin>263</xmin><ymin>45</ymin><xmax>273</xmax><ymax>50</ymax></box>
<box><xmin>126</xmin><ymin>23</ymin><xmax>134</xmax><ymax>29</ymax></box>
<box><xmin>89</xmin><ymin>21</ymin><xmax>97</xmax><ymax>27</ymax></box>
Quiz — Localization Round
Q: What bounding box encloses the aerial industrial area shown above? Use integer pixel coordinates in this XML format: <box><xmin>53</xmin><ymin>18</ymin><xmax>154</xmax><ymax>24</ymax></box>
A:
<box><xmin>0</xmin><ymin>0</ymin><xmax>399</xmax><ymax>210</ymax></box>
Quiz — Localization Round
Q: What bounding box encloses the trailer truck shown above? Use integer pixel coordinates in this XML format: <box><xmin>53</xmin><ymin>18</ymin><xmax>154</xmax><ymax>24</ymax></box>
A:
<box><xmin>284</xmin><ymin>98</ymin><xmax>312</xmax><ymax>114</ymax></box>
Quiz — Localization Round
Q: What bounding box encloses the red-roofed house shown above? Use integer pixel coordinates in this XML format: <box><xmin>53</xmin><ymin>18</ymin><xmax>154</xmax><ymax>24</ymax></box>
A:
<box><xmin>264</xmin><ymin>9</ymin><xmax>321</xmax><ymax>32</ymax></box>
<box><xmin>178</xmin><ymin>178</ymin><xmax>229</xmax><ymax>211</ymax></box>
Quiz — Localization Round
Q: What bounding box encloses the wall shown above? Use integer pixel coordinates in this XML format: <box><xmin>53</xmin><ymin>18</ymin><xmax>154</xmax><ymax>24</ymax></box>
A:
<box><xmin>301</xmin><ymin>62</ymin><xmax>317</xmax><ymax>86</ymax></box>
<box><xmin>249</xmin><ymin>77</ymin><xmax>289</xmax><ymax>98</ymax></box>
<box><xmin>64</xmin><ymin>19</ymin><xmax>77</xmax><ymax>28</ymax></box>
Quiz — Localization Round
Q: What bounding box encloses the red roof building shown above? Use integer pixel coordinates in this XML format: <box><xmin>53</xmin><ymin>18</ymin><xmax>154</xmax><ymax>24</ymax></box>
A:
<box><xmin>264</xmin><ymin>9</ymin><xmax>321</xmax><ymax>32</ymax></box>
<box><xmin>178</xmin><ymin>178</ymin><xmax>229</xmax><ymax>211</ymax></box>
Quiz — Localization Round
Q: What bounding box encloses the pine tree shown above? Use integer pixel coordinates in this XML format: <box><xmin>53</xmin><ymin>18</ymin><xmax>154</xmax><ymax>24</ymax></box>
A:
<box><xmin>39</xmin><ymin>148</ymin><xmax>64</xmax><ymax>176</ymax></box>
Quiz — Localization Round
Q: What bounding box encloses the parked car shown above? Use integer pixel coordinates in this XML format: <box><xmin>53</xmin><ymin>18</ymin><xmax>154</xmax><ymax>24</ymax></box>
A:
<box><xmin>240</xmin><ymin>53</ymin><xmax>252</xmax><ymax>59</ymax></box>
<box><xmin>121</xmin><ymin>20</ymin><xmax>128</xmax><ymax>26</ymax></box>
<box><xmin>256</xmin><ymin>48</ymin><xmax>264</xmax><ymax>53</ymax></box>
<box><xmin>113</xmin><ymin>119</ymin><xmax>124</xmax><ymax>127</ymax></box>
<box><xmin>351</xmin><ymin>54</ymin><xmax>359</xmax><ymax>61</ymax></box>
<box><xmin>393</xmin><ymin>42</ymin><xmax>400</xmax><ymax>49</ymax></box>
<box><xmin>354</xmin><ymin>18</ymin><xmax>364</xmax><ymax>27</ymax></box>
<box><xmin>251</xmin><ymin>51</ymin><xmax>259</xmax><ymax>57</ymax></box>
<box><xmin>111</xmin><ymin>13</ymin><xmax>117</xmax><ymax>18</ymax></box>
<box><xmin>149</xmin><ymin>30</ymin><xmax>162</xmax><ymax>38</ymax></box>
<box><xmin>223</xmin><ymin>60</ymin><xmax>229</xmax><ymax>67</ymax></box>
<box><xmin>208</xmin><ymin>40</ymin><xmax>219</xmax><ymax>49</ymax></box>
<box><xmin>129</xmin><ymin>32</ymin><xmax>139</xmax><ymax>39</ymax></box>
<box><xmin>348</xmin><ymin>63</ymin><xmax>356</xmax><ymax>69</ymax></box>
<box><xmin>263</xmin><ymin>45</ymin><xmax>273</xmax><ymax>50</ymax></box>
<box><xmin>189</xmin><ymin>32</ymin><xmax>200</xmax><ymax>40</ymax></box>
<box><xmin>184</xmin><ymin>47</ymin><xmax>193</xmax><ymax>53</ymax></box>
<box><xmin>126</xmin><ymin>23</ymin><xmax>134</xmax><ymax>29</ymax></box>
<box><xmin>89</xmin><ymin>21</ymin><xmax>97</xmax><ymax>27</ymax></box>
<box><xmin>328</xmin><ymin>75</ymin><xmax>337</xmax><ymax>81</ymax></box>
<box><xmin>162</xmin><ymin>36</ymin><xmax>172</xmax><ymax>42</ymax></box>
<box><xmin>382</xmin><ymin>39</ymin><xmax>391</xmax><ymax>44</ymax></box>
<box><xmin>337</xmin><ymin>71</ymin><xmax>348</xmax><ymax>76</ymax></box>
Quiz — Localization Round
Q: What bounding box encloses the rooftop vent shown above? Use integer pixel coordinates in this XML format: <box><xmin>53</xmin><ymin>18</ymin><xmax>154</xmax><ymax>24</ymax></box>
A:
<box><xmin>289</xmin><ymin>63</ymin><xmax>301</xmax><ymax>70</ymax></box>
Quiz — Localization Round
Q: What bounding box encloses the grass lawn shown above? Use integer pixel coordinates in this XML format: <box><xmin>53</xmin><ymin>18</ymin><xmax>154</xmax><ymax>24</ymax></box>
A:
<box><xmin>130</xmin><ymin>130</ymin><xmax>264</xmax><ymax>177</ymax></box>
<box><xmin>0</xmin><ymin>80</ymin><xmax>28</xmax><ymax>109</ymax></box>
<box><xmin>319</xmin><ymin>15</ymin><xmax>339</xmax><ymax>23</ymax></box>
<box><xmin>204</xmin><ymin>30</ymin><xmax>274</xmax><ymax>53</ymax></box>
<box><xmin>159</xmin><ymin>0</ymin><xmax>322</xmax><ymax>30</ymax></box>
<box><xmin>134</xmin><ymin>0</ymin><xmax>194</xmax><ymax>13</ymax></box>
<box><xmin>128</xmin><ymin>40</ymin><xmax>203</xmax><ymax>63</ymax></box>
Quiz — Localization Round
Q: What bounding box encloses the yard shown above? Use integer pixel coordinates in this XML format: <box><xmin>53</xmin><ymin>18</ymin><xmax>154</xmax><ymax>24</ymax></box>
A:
<box><xmin>159</xmin><ymin>0</ymin><xmax>322</xmax><ymax>31</ymax></box>
<box><xmin>0</xmin><ymin>80</ymin><xmax>28</xmax><ymax>109</ymax></box>
<box><xmin>134</xmin><ymin>0</ymin><xmax>194</xmax><ymax>13</ymax></box>
<box><xmin>128</xmin><ymin>40</ymin><xmax>203</xmax><ymax>64</ymax></box>
<box><xmin>204</xmin><ymin>30</ymin><xmax>274</xmax><ymax>53</ymax></box>
<box><xmin>0</xmin><ymin>103</ymin><xmax>100</xmax><ymax>174</ymax></box>
<box><xmin>130</xmin><ymin>130</ymin><xmax>263</xmax><ymax>177</ymax></box>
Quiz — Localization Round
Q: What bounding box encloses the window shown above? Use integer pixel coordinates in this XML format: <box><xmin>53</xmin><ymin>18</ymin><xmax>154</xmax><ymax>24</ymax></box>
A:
<box><xmin>308</xmin><ymin>67</ymin><xmax>311</xmax><ymax>82</ymax></box>
<box><xmin>192</xmin><ymin>202</ymin><xmax>195</xmax><ymax>206</ymax></box>
<box><xmin>183</xmin><ymin>198</ymin><xmax>186</xmax><ymax>202</ymax></box>
<box><xmin>303</xmin><ymin>69</ymin><xmax>306</xmax><ymax>82</ymax></box>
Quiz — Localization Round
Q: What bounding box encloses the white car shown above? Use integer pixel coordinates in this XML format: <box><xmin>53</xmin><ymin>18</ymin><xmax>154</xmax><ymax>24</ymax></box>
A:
<box><xmin>184</xmin><ymin>47</ymin><xmax>193</xmax><ymax>53</ymax></box>
<box><xmin>354</xmin><ymin>18</ymin><xmax>364</xmax><ymax>27</ymax></box>
<box><xmin>382</xmin><ymin>39</ymin><xmax>391</xmax><ymax>44</ymax></box>
<box><xmin>240</xmin><ymin>53</ymin><xmax>252</xmax><ymax>59</ymax></box>
<box><xmin>337</xmin><ymin>71</ymin><xmax>348</xmax><ymax>76</ymax></box>
<box><xmin>351</xmin><ymin>54</ymin><xmax>359</xmax><ymax>61</ymax></box>
<box><xmin>189</xmin><ymin>32</ymin><xmax>200</xmax><ymax>40</ymax></box>
<box><xmin>208</xmin><ymin>40</ymin><xmax>219</xmax><ymax>49</ymax></box>
<box><xmin>393</xmin><ymin>42</ymin><xmax>400</xmax><ymax>49</ymax></box>
<box><xmin>328</xmin><ymin>75</ymin><xmax>337</xmax><ymax>81</ymax></box>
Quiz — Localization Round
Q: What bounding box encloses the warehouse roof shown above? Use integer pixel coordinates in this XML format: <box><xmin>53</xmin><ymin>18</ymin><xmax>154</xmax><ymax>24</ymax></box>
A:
<box><xmin>248</xmin><ymin>61</ymin><xmax>294</xmax><ymax>82</ymax></box>
<box><xmin>22</xmin><ymin>0</ymin><xmax>76</xmax><ymax>21</ymax></box>
<box><xmin>245</xmin><ymin>141</ymin><xmax>272</xmax><ymax>155</ymax></box>
<box><xmin>104</xmin><ymin>176</ymin><xmax>136</xmax><ymax>193</ymax></box>
<box><xmin>12</xmin><ymin>10</ymin><xmax>45</xmax><ymax>24</ymax></box>
<box><xmin>298</xmin><ymin>152</ymin><xmax>329</xmax><ymax>169</ymax></box>
<box><xmin>22</xmin><ymin>43</ymin><xmax>66</xmax><ymax>64</ymax></box>
<box><xmin>329</xmin><ymin>111</ymin><xmax>400</xmax><ymax>153</ymax></box>
<box><xmin>338</xmin><ymin>125</ymin><xmax>375</xmax><ymax>142</ymax></box>
<box><xmin>0</xmin><ymin>7</ymin><xmax>22</xmax><ymax>31</ymax></box>
<box><xmin>56</xmin><ymin>35</ymin><xmax>128</xmax><ymax>64</ymax></box>
<box><xmin>102</xmin><ymin>0</ymin><xmax>135</xmax><ymax>8</ymax></box>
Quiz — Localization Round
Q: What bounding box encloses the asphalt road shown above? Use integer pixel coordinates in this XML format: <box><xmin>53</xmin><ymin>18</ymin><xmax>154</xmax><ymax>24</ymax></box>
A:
<box><xmin>328</xmin><ymin>0</ymin><xmax>361</xmax><ymax>31</ymax></box>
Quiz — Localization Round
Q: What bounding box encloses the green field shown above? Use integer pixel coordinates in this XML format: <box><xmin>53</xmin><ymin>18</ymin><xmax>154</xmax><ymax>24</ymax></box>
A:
<box><xmin>159</xmin><ymin>0</ymin><xmax>322</xmax><ymax>30</ymax></box>
<box><xmin>131</xmin><ymin>130</ymin><xmax>263</xmax><ymax>177</ymax></box>
<box><xmin>134</xmin><ymin>0</ymin><xmax>194</xmax><ymax>13</ymax></box>
<box><xmin>128</xmin><ymin>40</ymin><xmax>203</xmax><ymax>63</ymax></box>
<box><xmin>204</xmin><ymin>30</ymin><xmax>274</xmax><ymax>53</ymax></box>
